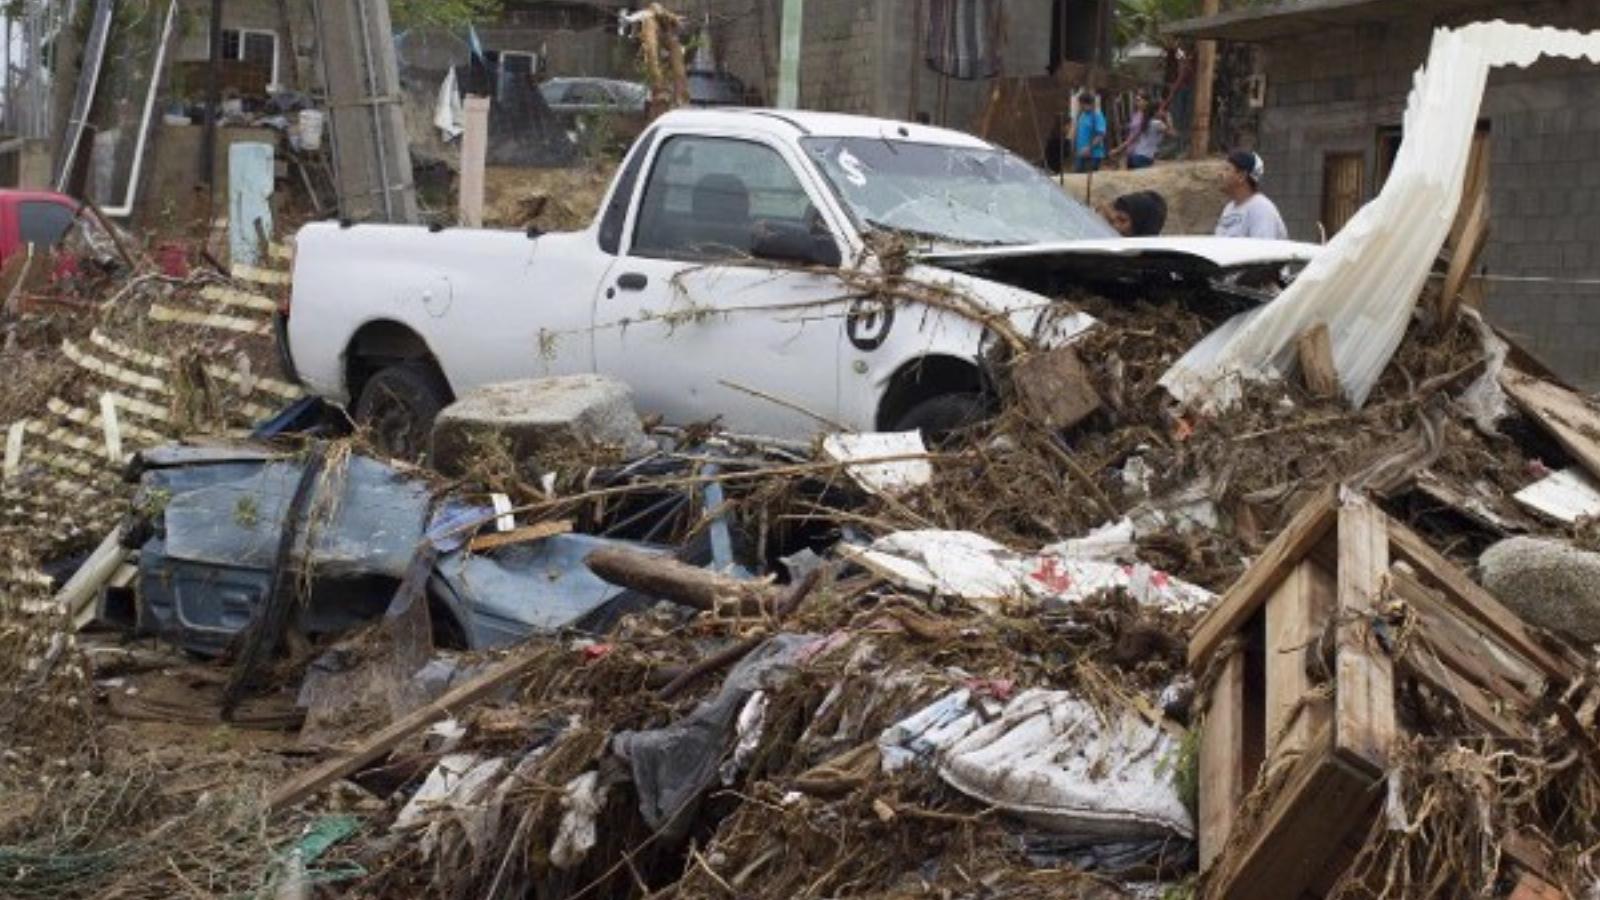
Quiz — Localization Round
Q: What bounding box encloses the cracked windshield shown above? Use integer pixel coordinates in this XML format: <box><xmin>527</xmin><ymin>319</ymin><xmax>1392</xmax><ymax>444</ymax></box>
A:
<box><xmin>803</xmin><ymin>137</ymin><xmax>1116</xmax><ymax>248</ymax></box>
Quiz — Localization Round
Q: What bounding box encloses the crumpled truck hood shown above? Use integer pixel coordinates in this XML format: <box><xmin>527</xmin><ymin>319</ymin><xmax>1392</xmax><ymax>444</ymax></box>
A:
<box><xmin>918</xmin><ymin>236</ymin><xmax>1321</xmax><ymax>297</ymax></box>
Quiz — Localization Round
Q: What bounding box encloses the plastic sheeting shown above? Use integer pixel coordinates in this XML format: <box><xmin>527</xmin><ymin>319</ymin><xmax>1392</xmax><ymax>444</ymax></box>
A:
<box><xmin>877</xmin><ymin>689</ymin><xmax>1193</xmax><ymax>842</ymax></box>
<box><xmin>842</xmin><ymin>530</ymin><xmax>1214</xmax><ymax>614</ymax></box>
<box><xmin>1162</xmin><ymin>22</ymin><xmax>1600</xmax><ymax>410</ymax></box>
<box><xmin>611</xmin><ymin>634</ymin><xmax>815</xmax><ymax>841</ymax></box>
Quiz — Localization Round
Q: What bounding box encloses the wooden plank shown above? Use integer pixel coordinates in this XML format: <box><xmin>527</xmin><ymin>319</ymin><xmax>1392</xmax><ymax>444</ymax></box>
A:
<box><xmin>1199</xmin><ymin>648</ymin><xmax>1247</xmax><ymax>872</ymax></box>
<box><xmin>468</xmin><ymin>519</ymin><xmax>574</xmax><ymax>553</ymax></box>
<box><xmin>267</xmin><ymin>650</ymin><xmax>543</xmax><ymax>813</ymax></box>
<box><xmin>231</xmin><ymin>263</ymin><xmax>290</xmax><ymax>285</ymax></box>
<box><xmin>1208</xmin><ymin>725</ymin><xmax>1381</xmax><ymax>900</ymax></box>
<box><xmin>1502</xmin><ymin>368</ymin><xmax>1600</xmax><ymax>488</ymax></box>
<box><xmin>1189</xmin><ymin>484</ymin><xmax>1340</xmax><ymax>670</ymax></box>
<box><xmin>1397</xmin><ymin>643</ymin><xmax>1531</xmax><ymax>739</ymax></box>
<box><xmin>1265</xmin><ymin>560</ymin><xmax>1335</xmax><ymax>760</ymax></box>
<box><xmin>1389</xmin><ymin>571</ymin><xmax>1546</xmax><ymax>700</ymax></box>
<box><xmin>199</xmin><ymin>284</ymin><xmax>278</xmax><ymax>314</ymax></box>
<box><xmin>61</xmin><ymin>340</ymin><xmax>168</xmax><ymax>394</ymax></box>
<box><xmin>44</xmin><ymin>399</ymin><xmax>166</xmax><ymax>446</ymax></box>
<box><xmin>1334</xmin><ymin>492</ymin><xmax>1394</xmax><ymax>775</ymax></box>
<box><xmin>1439</xmin><ymin>187</ymin><xmax>1488</xmax><ymax>327</ymax></box>
<box><xmin>1387</xmin><ymin>521</ymin><xmax>1575</xmax><ymax>678</ymax></box>
<box><xmin>459</xmin><ymin>96</ymin><xmax>491</xmax><ymax>228</ymax></box>
<box><xmin>1012</xmin><ymin>345</ymin><xmax>1102</xmax><ymax>431</ymax></box>
<box><xmin>1295</xmin><ymin>324</ymin><xmax>1340</xmax><ymax>400</ymax></box>
<box><xmin>148</xmin><ymin>303</ymin><xmax>272</xmax><ymax>336</ymax></box>
<box><xmin>90</xmin><ymin>331</ymin><xmax>301</xmax><ymax>401</ymax></box>
<box><xmin>1509</xmin><ymin>874</ymin><xmax>1564</xmax><ymax>900</ymax></box>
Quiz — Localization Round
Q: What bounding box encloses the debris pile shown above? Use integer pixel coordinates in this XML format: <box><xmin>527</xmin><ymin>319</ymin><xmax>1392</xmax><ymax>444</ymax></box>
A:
<box><xmin>5</xmin><ymin>249</ymin><xmax>1600</xmax><ymax>898</ymax></box>
<box><xmin>7</xmin><ymin>21</ymin><xmax>1600</xmax><ymax>894</ymax></box>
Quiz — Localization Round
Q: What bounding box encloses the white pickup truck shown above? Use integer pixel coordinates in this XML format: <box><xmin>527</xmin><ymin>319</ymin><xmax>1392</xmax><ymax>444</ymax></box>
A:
<box><xmin>284</xmin><ymin>109</ymin><xmax>1316</xmax><ymax>454</ymax></box>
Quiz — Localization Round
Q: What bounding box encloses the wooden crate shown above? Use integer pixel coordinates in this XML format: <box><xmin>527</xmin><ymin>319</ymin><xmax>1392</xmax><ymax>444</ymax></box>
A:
<box><xmin>1189</xmin><ymin>486</ymin><xmax>1582</xmax><ymax>900</ymax></box>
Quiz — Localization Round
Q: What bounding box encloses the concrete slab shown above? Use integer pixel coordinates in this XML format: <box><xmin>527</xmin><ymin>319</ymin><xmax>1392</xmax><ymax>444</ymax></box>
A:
<box><xmin>430</xmin><ymin>375</ymin><xmax>651</xmax><ymax>476</ymax></box>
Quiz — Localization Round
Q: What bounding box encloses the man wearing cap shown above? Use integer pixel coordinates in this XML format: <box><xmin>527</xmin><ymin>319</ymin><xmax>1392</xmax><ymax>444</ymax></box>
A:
<box><xmin>1215</xmin><ymin>150</ymin><xmax>1289</xmax><ymax>240</ymax></box>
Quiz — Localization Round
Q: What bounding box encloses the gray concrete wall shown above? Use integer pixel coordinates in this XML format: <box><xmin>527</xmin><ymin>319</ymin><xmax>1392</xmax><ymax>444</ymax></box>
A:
<box><xmin>697</xmin><ymin>0</ymin><xmax>1053</xmax><ymax>128</ymax></box>
<box><xmin>1250</xmin><ymin>0</ymin><xmax>1600</xmax><ymax>389</ymax></box>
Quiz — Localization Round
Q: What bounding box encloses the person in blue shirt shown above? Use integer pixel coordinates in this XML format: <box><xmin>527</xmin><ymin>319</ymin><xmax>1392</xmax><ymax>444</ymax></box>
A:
<box><xmin>1072</xmin><ymin>91</ymin><xmax>1108</xmax><ymax>174</ymax></box>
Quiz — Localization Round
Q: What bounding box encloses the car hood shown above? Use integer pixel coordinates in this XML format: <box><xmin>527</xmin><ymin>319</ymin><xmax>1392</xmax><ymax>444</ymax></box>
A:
<box><xmin>917</xmin><ymin>236</ymin><xmax>1320</xmax><ymax>296</ymax></box>
<box><xmin>922</xmin><ymin>236</ymin><xmax>1318</xmax><ymax>269</ymax></box>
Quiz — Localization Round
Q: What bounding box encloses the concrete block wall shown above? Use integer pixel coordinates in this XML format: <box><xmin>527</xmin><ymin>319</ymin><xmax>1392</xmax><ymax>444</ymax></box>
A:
<box><xmin>698</xmin><ymin>0</ymin><xmax>1053</xmax><ymax>128</ymax></box>
<box><xmin>798</xmin><ymin>0</ymin><xmax>878</xmax><ymax>114</ymax></box>
<box><xmin>1479</xmin><ymin>64</ymin><xmax>1600</xmax><ymax>386</ymax></box>
<box><xmin>1251</xmin><ymin>0</ymin><xmax>1600</xmax><ymax>389</ymax></box>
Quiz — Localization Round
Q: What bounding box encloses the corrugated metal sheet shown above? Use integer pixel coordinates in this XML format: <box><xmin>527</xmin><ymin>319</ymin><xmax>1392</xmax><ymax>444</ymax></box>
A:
<box><xmin>1163</xmin><ymin>22</ymin><xmax>1600</xmax><ymax>409</ymax></box>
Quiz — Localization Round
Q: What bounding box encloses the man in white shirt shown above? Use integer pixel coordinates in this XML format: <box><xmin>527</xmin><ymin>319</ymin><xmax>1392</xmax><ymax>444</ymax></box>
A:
<box><xmin>1215</xmin><ymin>150</ymin><xmax>1289</xmax><ymax>240</ymax></box>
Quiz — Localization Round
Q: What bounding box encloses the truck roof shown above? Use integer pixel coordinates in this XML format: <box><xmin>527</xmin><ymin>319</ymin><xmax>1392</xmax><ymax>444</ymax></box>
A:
<box><xmin>0</xmin><ymin>189</ymin><xmax>77</xmax><ymax>207</ymax></box>
<box><xmin>652</xmin><ymin>107</ymin><xmax>993</xmax><ymax>149</ymax></box>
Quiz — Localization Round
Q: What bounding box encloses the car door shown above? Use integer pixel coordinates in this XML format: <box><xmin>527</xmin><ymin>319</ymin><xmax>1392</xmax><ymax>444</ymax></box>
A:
<box><xmin>593</xmin><ymin>132</ymin><xmax>852</xmax><ymax>439</ymax></box>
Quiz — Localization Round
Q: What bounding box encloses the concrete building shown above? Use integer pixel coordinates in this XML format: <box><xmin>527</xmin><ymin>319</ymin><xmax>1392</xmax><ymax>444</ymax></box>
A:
<box><xmin>1171</xmin><ymin>0</ymin><xmax>1600</xmax><ymax>389</ymax></box>
<box><xmin>696</xmin><ymin>0</ymin><xmax>1113</xmax><ymax>132</ymax></box>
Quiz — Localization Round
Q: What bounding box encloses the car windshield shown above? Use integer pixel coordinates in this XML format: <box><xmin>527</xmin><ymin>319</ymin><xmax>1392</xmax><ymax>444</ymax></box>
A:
<box><xmin>802</xmin><ymin>137</ymin><xmax>1116</xmax><ymax>247</ymax></box>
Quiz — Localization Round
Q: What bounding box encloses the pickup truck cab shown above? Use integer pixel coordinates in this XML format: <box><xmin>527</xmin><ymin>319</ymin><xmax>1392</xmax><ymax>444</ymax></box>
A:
<box><xmin>0</xmin><ymin>190</ymin><xmax>84</xmax><ymax>267</ymax></box>
<box><xmin>286</xmin><ymin>109</ymin><xmax>1316</xmax><ymax>454</ymax></box>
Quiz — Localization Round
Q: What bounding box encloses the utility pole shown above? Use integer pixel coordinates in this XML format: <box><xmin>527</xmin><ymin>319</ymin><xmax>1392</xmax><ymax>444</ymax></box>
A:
<box><xmin>776</xmin><ymin>0</ymin><xmax>802</xmax><ymax>109</ymax></box>
<box><xmin>203</xmin><ymin>0</ymin><xmax>225</xmax><ymax>190</ymax></box>
<box><xmin>1191</xmin><ymin>0</ymin><xmax>1220</xmax><ymax>159</ymax></box>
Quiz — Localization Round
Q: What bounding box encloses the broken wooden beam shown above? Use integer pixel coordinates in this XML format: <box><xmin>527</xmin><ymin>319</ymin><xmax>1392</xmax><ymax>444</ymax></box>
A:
<box><xmin>654</xmin><ymin>565</ymin><xmax>825</xmax><ymax>702</ymax></box>
<box><xmin>1194</xmin><ymin>484</ymin><xmax>1585</xmax><ymax>899</ymax></box>
<box><xmin>1011</xmin><ymin>344</ymin><xmax>1102</xmax><ymax>431</ymax></box>
<box><xmin>1501</xmin><ymin>368</ymin><xmax>1600</xmax><ymax>489</ymax></box>
<box><xmin>1189</xmin><ymin>484</ymin><xmax>1339</xmax><ymax>670</ymax></box>
<box><xmin>267</xmin><ymin>649</ymin><xmax>544</xmax><ymax>813</ymax></box>
<box><xmin>1295</xmin><ymin>323</ymin><xmax>1340</xmax><ymax>401</ymax></box>
<box><xmin>585</xmin><ymin>547</ymin><xmax>775</xmax><ymax>615</ymax></box>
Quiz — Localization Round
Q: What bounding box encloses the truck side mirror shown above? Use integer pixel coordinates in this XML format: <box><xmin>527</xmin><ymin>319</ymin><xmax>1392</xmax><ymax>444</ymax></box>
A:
<box><xmin>750</xmin><ymin>221</ymin><xmax>842</xmax><ymax>269</ymax></box>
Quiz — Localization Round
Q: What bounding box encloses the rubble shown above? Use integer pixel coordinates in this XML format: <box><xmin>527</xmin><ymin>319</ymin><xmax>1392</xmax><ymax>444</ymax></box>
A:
<box><xmin>9</xmin><ymin>22</ymin><xmax>1600</xmax><ymax>900</ymax></box>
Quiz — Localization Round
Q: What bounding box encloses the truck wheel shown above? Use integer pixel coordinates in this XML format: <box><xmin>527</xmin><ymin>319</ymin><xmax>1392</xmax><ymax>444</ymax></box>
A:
<box><xmin>890</xmin><ymin>393</ymin><xmax>989</xmax><ymax>445</ymax></box>
<box><xmin>354</xmin><ymin>361</ymin><xmax>450</xmax><ymax>461</ymax></box>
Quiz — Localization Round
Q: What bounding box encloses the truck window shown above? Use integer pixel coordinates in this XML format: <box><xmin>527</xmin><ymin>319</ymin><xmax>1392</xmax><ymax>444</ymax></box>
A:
<box><xmin>18</xmin><ymin>201</ymin><xmax>76</xmax><ymax>248</ymax></box>
<box><xmin>599</xmin><ymin>129</ymin><xmax>657</xmax><ymax>255</ymax></box>
<box><xmin>632</xmin><ymin>135</ymin><xmax>815</xmax><ymax>262</ymax></box>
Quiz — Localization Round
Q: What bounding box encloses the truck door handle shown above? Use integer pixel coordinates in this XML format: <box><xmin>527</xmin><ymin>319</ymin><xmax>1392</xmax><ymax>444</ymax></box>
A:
<box><xmin>617</xmin><ymin>272</ymin><xmax>649</xmax><ymax>291</ymax></box>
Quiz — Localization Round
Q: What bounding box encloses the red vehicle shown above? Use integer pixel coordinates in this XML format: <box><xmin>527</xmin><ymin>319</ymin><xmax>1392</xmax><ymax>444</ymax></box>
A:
<box><xmin>0</xmin><ymin>189</ymin><xmax>84</xmax><ymax>268</ymax></box>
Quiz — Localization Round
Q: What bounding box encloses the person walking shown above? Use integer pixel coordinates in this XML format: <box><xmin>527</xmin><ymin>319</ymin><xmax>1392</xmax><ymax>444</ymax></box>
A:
<box><xmin>1071</xmin><ymin>91</ymin><xmax>1108</xmax><ymax>174</ymax></box>
<box><xmin>1215</xmin><ymin>150</ymin><xmax>1289</xmax><ymax>239</ymax></box>
<box><xmin>1114</xmin><ymin>92</ymin><xmax>1173</xmax><ymax>170</ymax></box>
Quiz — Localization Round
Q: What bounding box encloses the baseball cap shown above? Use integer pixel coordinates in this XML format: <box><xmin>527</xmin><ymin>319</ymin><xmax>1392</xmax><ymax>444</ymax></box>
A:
<box><xmin>1228</xmin><ymin>150</ymin><xmax>1266</xmax><ymax>185</ymax></box>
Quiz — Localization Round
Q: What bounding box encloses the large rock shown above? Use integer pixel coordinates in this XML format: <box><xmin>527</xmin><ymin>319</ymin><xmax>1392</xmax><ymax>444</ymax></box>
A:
<box><xmin>1479</xmin><ymin>536</ymin><xmax>1600</xmax><ymax>644</ymax></box>
<box><xmin>430</xmin><ymin>375</ymin><xmax>651</xmax><ymax>476</ymax></box>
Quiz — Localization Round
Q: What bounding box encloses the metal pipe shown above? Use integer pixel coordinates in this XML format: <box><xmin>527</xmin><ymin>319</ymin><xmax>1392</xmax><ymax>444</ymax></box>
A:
<box><xmin>352</xmin><ymin>0</ymin><xmax>394</xmax><ymax>221</ymax></box>
<box><xmin>55</xmin><ymin>0</ymin><xmax>114</xmax><ymax>192</ymax></box>
<box><xmin>101</xmin><ymin>0</ymin><xmax>177</xmax><ymax>218</ymax></box>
